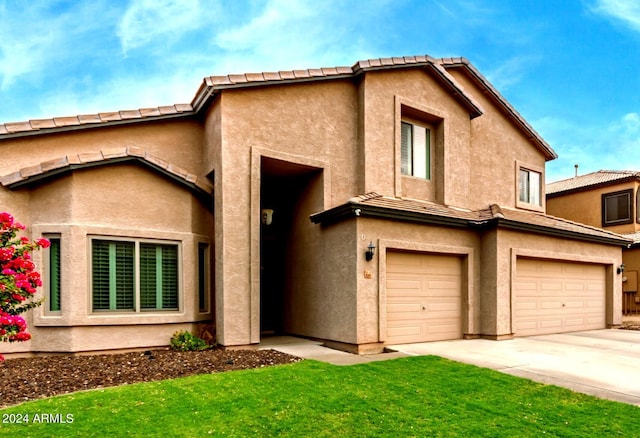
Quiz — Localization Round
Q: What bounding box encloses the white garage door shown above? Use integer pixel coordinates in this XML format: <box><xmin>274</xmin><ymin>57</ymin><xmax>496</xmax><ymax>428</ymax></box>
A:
<box><xmin>386</xmin><ymin>251</ymin><xmax>462</xmax><ymax>344</ymax></box>
<box><xmin>514</xmin><ymin>258</ymin><xmax>606</xmax><ymax>336</ymax></box>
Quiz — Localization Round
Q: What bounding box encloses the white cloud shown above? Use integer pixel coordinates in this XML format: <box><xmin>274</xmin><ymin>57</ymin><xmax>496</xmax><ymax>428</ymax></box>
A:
<box><xmin>540</xmin><ymin>112</ymin><xmax>640</xmax><ymax>182</ymax></box>
<box><xmin>117</xmin><ymin>0</ymin><xmax>220</xmax><ymax>54</ymax></box>
<box><xmin>590</xmin><ymin>0</ymin><xmax>640</xmax><ymax>32</ymax></box>
<box><xmin>210</xmin><ymin>0</ymin><xmax>385</xmax><ymax>73</ymax></box>
<box><xmin>484</xmin><ymin>55</ymin><xmax>542</xmax><ymax>92</ymax></box>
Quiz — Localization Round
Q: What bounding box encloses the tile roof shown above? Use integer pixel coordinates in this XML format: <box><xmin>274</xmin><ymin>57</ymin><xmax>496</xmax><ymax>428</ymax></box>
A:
<box><xmin>438</xmin><ymin>58</ymin><xmax>556</xmax><ymax>161</ymax></box>
<box><xmin>193</xmin><ymin>55</ymin><xmax>485</xmax><ymax>119</ymax></box>
<box><xmin>311</xmin><ymin>193</ymin><xmax>630</xmax><ymax>245</ymax></box>
<box><xmin>0</xmin><ymin>146</ymin><xmax>213</xmax><ymax>196</ymax></box>
<box><xmin>0</xmin><ymin>104</ymin><xmax>194</xmax><ymax>139</ymax></box>
<box><xmin>546</xmin><ymin>170</ymin><xmax>640</xmax><ymax>195</ymax></box>
<box><xmin>622</xmin><ymin>231</ymin><xmax>640</xmax><ymax>244</ymax></box>
<box><xmin>0</xmin><ymin>55</ymin><xmax>554</xmax><ymax>161</ymax></box>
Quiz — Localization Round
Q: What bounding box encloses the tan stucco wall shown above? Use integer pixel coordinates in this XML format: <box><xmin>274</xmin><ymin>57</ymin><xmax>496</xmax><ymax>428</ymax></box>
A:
<box><xmin>448</xmin><ymin>70</ymin><xmax>548</xmax><ymax>211</ymax></box>
<box><xmin>357</xmin><ymin>69</ymin><xmax>472</xmax><ymax>205</ymax></box>
<box><xmin>0</xmin><ymin>119</ymin><xmax>205</xmax><ymax>177</ymax></box>
<box><xmin>547</xmin><ymin>181</ymin><xmax>640</xmax><ymax>234</ymax></box>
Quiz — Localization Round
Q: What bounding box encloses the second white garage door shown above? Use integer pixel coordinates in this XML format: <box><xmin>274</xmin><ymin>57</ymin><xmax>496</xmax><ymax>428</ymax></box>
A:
<box><xmin>514</xmin><ymin>258</ymin><xmax>606</xmax><ymax>337</ymax></box>
<box><xmin>386</xmin><ymin>251</ymin><xmax>462</xmax><ymax>344</ymax></box>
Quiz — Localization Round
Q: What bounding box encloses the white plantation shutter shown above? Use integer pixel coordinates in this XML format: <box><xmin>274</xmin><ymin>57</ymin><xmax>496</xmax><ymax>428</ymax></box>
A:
<box><xmin>529</xmin><ymin>170</ymin><xmax>540</xmax><ymax>205</ymax></box>
<box><xmin>401</xmin><ymin>122</ymin><xmax>412</xmax><ymax>175</ymax></box>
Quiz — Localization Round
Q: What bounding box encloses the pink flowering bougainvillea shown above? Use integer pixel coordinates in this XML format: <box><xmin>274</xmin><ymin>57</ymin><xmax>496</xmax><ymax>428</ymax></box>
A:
<box><xmin>0</xmin><ymin>212</ymin><xmax>49</xmax><ymax>361</ymax></box>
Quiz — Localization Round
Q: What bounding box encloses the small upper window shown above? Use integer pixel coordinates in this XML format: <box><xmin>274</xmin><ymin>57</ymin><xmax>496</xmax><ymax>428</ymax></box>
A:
<box><xmin>518</xmin><ymin>168</ymin><xmax>541</xmax><ymax>206</ymax></box>
<box><xmin>602</xmin><ymin>189</ymin><xmax>633</xmax><ymax>226</ymax></box>
<box><xmin>401</xmin><ymin>121</ymin><xmax>431</xmax><ymax>179</ymax></box>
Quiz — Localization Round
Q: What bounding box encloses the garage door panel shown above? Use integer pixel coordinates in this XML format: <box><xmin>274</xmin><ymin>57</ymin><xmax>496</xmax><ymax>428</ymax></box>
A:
<box><xmin>514</xmin><ymin>259</ymin><xmax>605</xmax><ymax>337</ymax></box>
<box><xmin>386</xmin><ymin>252</ymin><xmax>462</xmax><ymax>344</ymax></box>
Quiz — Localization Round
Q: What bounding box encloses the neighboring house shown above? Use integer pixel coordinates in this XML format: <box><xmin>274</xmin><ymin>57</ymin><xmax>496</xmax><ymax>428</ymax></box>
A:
<box><xmin>547</xmin><ymin>170</ymin><xmax>640</xmax><ymax>315</ymax></box>
<box><xmin>0</xmin><ymin>55</ymin><xmax>629</xmax><ymax>357</ymax></box>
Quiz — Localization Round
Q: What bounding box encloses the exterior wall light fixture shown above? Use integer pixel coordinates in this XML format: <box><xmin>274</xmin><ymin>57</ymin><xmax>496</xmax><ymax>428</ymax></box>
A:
<box><xmin>261</xmin><ymin>209</ymin><xmax>274</xmax><ymax>226</ymax></box>
<box><xmin>617</xmin><ymin>263</ymin><xmax>625</xmax><ymax>274</ymax></box>
<box><xmin>366</xmin><ymin>241</ymin><xmax>376</xmax><ymax>261</ymax></box>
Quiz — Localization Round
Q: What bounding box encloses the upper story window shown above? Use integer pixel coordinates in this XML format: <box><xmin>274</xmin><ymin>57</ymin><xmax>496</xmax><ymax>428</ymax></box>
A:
<box><xmin>518</xmin><ymin>168</ymin><xmax>541</xmax><ymax>206</ymax></box>
<box><xmin>602</xmin><ymin>189</ymin><xmax>633</xmax><ymax>226</ymax></box>
<box><xmin>401</xmin><ymin>121</ymin><xmax>431</xmax><ymax>180</ymax></box>
<box><xmin>91</xmin><ymin>238</ymin><xmax>180</xmax><ymax>313</ymax></box>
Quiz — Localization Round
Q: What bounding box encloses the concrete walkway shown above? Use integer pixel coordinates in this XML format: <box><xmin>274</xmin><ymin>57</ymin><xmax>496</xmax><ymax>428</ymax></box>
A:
<box><xmin>388</xmin><ymin>329</ymin><xmax>640</xmax><ymax>406</ymax></box>
<box><xmin>260</xmin><ymin>329</ymin><xmax>640</xmax><ymax>406</ymax></box>
<box><xmin>258</xmin><ymin>336</ymin><xmax>407</xmax><ymax>366</ymax></box>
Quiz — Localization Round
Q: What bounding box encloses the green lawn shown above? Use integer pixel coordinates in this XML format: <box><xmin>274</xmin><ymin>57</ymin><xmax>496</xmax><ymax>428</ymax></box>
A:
<box><xmin>0</xmin><ymin>356</ymin><xmax>638</xmax><ymax>437</ymax></box>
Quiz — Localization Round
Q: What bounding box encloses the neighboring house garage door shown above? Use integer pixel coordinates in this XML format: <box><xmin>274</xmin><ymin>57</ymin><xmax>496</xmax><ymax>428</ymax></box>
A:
<box><xmin>514</xmin><ymin>258</ymin><xmax>606</xmax><ymax>336</ymax></box>
<box><xmin>386</xmin><ymin>251</ymin><xmax>462</xmax><ymax>344</ymax></box>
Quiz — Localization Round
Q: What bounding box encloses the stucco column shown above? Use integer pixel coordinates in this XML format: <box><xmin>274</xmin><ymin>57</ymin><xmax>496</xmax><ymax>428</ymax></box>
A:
<box><xmin>214</xmin><ymin>147</ymin><xmax>256</xmax><ymax>347</ymax></box>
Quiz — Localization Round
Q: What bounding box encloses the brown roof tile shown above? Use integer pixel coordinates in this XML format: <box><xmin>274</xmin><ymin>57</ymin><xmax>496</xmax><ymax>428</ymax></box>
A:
<box><xmin>263</xmin><ymin>72</ymin><xmax>282</xmax><ymax>81</ymax></box>
<box><xmin>5</xmin><ymin>122</ymin><xmax>33</xmax><ymax>133</ymax></box>
<box><xmin>30</xmin><ymin>119</ymin><xmax>57</xmax><ymax>130</ymax></box>
<box><xmin>0</xmin><ymin>172</ymin><xmax>24</xmax><ymax>186</ymax></box>
<box><xmin>40</xmin><ymin>157</ymin><xmax>70</xmax><ymax>172</ymax></box>
<box><xmin>54</xmin><ymin>116</ymin><xmax>80</xmax><ymax>127</ymax></box>
<box><xmin>278</xmin><ymin>70</ymin><xmax>296</xmax><ymax>80</ymax></box>
<box><xmin>78</xmin><ymin>114</ymin><xmax>102</xmax><ymax>124</ymax></box>
<box><xmin>101</xmin><ymin>147</ymin><xmax>129</xmax><ymax>159</ymax></box>
<box><xmin>98</xmin><ymin>112</ymin><xmax>122</xmax><ymax>122</ymax></box>
<box><xmin>119</xmin><ymin>110</ymin><xmax>142</xmax><ymax>119</ymax></box>
<box><xmin>245</xmin><ymin>73</ymin><xmax>266</xmax><ymax>82</ymax></box>
<box><xmin>139</xmin><ymin>108</ymin><xmax>162</xmax><ymax>117</ymax></box>
<box><xmin>126</xmin><ymin>146</ymin><xmax>146</xmax><ymax>158</ymax></box>
<box><xmin>0</xmin><ymin>148</ymin><xmax>213</xmax><ymax>196</ymax></box>
<box><xmin>20</xmin><ymin>164</ymin><xmax>43</xmax><ymax>178</ymax></box>
<box><xmin>157</xmin><ymin>106</ymin><xmax>178</xmax><ymax>115</ymax></box>
<box><xmin>77</xmin><ymin>152</ymin><xmax>104</xmax><ymax>163</ymax></box>
<box><xmin>546</xmin><ymin>170</ymin><xmax>640</xmax><ymax>195</ymax></box>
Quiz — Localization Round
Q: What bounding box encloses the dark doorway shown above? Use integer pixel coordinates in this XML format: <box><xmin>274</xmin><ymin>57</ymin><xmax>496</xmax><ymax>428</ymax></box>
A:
<box><xmin>260</xmin><ymin>157</ymin><xmax>321</xmax><ymax>335</ymax></box>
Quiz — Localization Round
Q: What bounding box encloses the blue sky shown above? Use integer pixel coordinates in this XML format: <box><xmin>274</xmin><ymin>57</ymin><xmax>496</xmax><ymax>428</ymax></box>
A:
<box><xmin>0</xmin><ymin>0</ymin><xmax>639</xmax><ymax>182</ymax></box>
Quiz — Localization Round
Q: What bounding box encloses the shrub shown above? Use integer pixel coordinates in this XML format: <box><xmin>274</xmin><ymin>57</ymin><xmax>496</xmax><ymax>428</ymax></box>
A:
<box><xmin>0</xmin><ymin>212</ymin><xmax>48</xmax><ymax>361</ymax></box>
<box><xmin>170</xmin><ymin>330</ymin><xmax>210</xmax><ymax>351</ymax></box>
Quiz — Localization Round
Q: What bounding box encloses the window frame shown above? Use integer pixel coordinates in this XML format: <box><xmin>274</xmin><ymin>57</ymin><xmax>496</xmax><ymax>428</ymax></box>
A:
<box><xmin>89</xmin><ymin>236</ymin><xmax>182</xmax><ymax>314</ymax></box>
<box><xmin>401</xmin><ymin>119</ymin><xmax>433</xmax><ymax>180</ymax></box>
<box><xmin>516</xmin><ymin>162</ymin><xmax>544</xmax><ymax>212</ymax></box>
<box><xmin>198</xmin><ymin>242</ymin><xmax>210</xmax><ymax>313</ymax></box>
<box><xmin>44</xmin><ymin>235</ymin><xmax>62</xmax><ymax>314</ymax></box>
<box><xmin>602</xmin><ymin>189</ymin><xmax>634</xmax><ymax>227</ymax></box>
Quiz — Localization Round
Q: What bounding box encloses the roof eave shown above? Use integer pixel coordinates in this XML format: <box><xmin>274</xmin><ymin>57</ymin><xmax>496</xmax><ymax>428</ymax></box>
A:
<box><xmin>311</xmin><ymin>201</ymin><xmax>630</xmax><ymax>247</ymax></box>
<box><xmin>439</xmin><ymin>58</ymin><xmax>558</xmax><ymax>161</ymax></box>
<box><xmin>489</xmin><ymin>218</ymin><xmax>631</xmax><ymax>246</ymax></box>
<box><xmin>310</xmin><ymin>201</ymin><xmax>470</xmax><ymax>228</ymax></box>
<box><xmin>0</xmin><ymin>111</ymin><xmax>196</xmax><ymax>140</ymax></box>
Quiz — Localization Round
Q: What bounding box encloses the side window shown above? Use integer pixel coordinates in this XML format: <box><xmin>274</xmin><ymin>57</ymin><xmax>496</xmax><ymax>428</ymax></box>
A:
<box><xmin>48</xmin><ymin>237</ymin><xmax>61</xmax><ymax>312</ymax></box>
<box><xmin>602</xmin><ymin>189</ymin><xmax>633</xmax><ymax>226</ymax></box>
<box><xmin>198</xmin><ymin>243</ymin><xmax>210</xmax><ymax>313</ymax></box>
<box><xmin>518</xmin><ymin>168</ymin><xmax>541</xmax><ymax>206</ymax></box>
<box><xmin>401</xmin><ymin>121</ymin><xmax>431</xmax><ymax>180</ymax></box>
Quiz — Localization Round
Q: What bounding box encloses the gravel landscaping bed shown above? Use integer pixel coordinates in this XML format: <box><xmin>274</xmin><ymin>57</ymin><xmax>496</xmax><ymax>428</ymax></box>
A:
<box><xmin>0</xmin><ymin>349</ymin><xmax>301</xmax><ymax>408</ymax></box>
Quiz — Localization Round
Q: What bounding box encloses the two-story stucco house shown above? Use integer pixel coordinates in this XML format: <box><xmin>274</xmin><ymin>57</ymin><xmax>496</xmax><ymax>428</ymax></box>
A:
<box><xmin>547</xmin><ymin>170</ymin><xmax>640</xmax><ymax>315</ymax></box>
<box><xmin>0</xmin><ymin>55</ymin><xmax>629</xmax><ymax>357</ymax></box>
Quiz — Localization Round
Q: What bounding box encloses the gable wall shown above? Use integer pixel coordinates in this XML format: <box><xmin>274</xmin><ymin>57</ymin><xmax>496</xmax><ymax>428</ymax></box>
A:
<box><xmin>358</xmin><ymin>69</ymin><xmax>472</xmax><ymax>206</ymax></box>
<box><xmin>447</xmin><ymin>69</ymin><xmax>548</xmax><ymax>211</ymax></box>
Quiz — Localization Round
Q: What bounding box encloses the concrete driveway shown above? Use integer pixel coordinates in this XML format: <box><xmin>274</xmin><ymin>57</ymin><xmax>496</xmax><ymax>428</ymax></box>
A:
<box><xmin>388</xmin><ymin>329</ymin><xmax>640</xmax><ymax>406</ymax></box>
